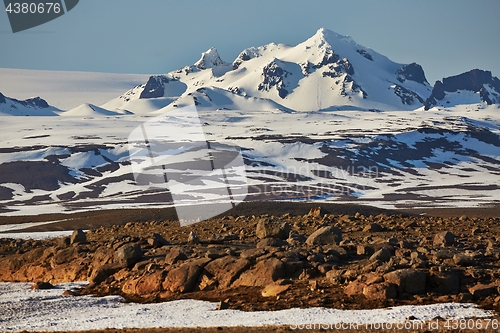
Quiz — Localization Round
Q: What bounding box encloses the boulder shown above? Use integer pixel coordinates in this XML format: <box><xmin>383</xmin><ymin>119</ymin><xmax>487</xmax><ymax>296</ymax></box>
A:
<box><xmin>115</xmin><ymin>243</ymin><xmax>142</xmax><ymax>268</ymax></box>
<box><xmin>70</xmin><ymin>229</ymin><xmax>87</xmax><ymax>245</ymax></box>
<box><xmin>469</xmin><ymin>283</ymin><xmax>497</xmax><ymax>299</ymax></box>
<box><xmin>135</xmin><ymin>271</ymin><xmax>165</xmax><ymax>295</ymax></box>
<box><xmin>427</xmin><ymin>271</ymin><xmax>460</xmax><ymax>295</ymax></box>
<box><xmin>31</xmin><ymin>281</ymin><xmax>53</xmax><ymax>290</ymax></box>
<box><xmin>165</xmin><ymin>247</ymin><xmax>188</xmax><ymax>265</ymax></box>
<box><xmin>204</xmin><ymin>256</ymin><xmax>250</xmax><ymax>288</ymax></box>
<box><xmin>262</xmin><ymin>284</ymin><xmax>290</xmax><ymax>297</ymax></box>
<box><xmin>363</xmin><ymin>282</ymin><xmax>397</xmax><ymax>300</ymax></box>
<box><xmin>363</xmin><ymin>224</ymin><xmax>384</xmax><ymax>232</ymax></box>
<box><xmin>369</xmin><ymin>248</ymin><xmax>392</xmax><ymax>263</ymax></box>
<box><xmin>344</xmin><ymin>280</ymin><xmax>366</xmax><ymax>296</ymax></box>
<box><xmin>162</xmin><ymin>258</ymin><xmax>210</xmax><ymax>293</ymax></box>
<box><xmin>307</xmin><ymin>207</ymin><xmax>326</xmax><ymax>218</ymax></box>
<box><xmin>147</xmin><ymin>233</ymin><xmax>170</xmax><ymax>248</ymax></box>
<box><xmin>305</xmin><ymin>226</ymin><xmax>342</xmax><ymax>246</ymax></box>
<box><xmin>433</xmin><ymin>231</ymin><xmax>455</xmax><ymax>246</ymax></box>
<box><xmin>187</xmin><ymin>231</ymin><xmax>200</xmax><ymax>245</ymax></box>
<box><xmin>233</xmin><ymin>258</ymin><xmax>285</xmax><ymax>287</ymax></box>
<box><xmin>256</xmin><ymin>238</ymin><xmax>287</xmax><ymax>248</ymax></box>
<box><xmin>383</xmin><ymin>269</ymin><xmax>427</xmax><ymax>295</ymax></box>
<box><xmin>256</xmin><ymin>218</ymin><xmax>290</xmax><ymax>239</ymax></box>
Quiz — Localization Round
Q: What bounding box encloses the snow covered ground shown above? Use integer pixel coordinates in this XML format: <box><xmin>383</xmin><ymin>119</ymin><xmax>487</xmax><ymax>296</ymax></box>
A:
<box><xmin>0</xmin><ymin>282</ymin><xmax>493</xmax><ymax>332</ymax></box>
<box><xmin>0</xmin><ymin>103</ymin><xmax>498</xmax><ymax>217</ymax></box>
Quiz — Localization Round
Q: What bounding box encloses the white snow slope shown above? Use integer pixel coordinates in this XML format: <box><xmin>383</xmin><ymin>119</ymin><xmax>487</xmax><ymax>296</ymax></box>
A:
<box><xmin>104</xmin><ymin>28</ymin><xmax>432</xmax><ymax>114</ymax></box>
<box><xmin>0</xmin><ymin>282</ymin><xmax>492</xmax><ymax>332</ymax></box>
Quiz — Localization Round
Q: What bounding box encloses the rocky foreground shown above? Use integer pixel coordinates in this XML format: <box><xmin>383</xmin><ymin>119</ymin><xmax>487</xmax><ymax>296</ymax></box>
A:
<box><xmin>1</xmin><ymin>206</ymin><xmax>500</xmax><ymax>314</ymax></box>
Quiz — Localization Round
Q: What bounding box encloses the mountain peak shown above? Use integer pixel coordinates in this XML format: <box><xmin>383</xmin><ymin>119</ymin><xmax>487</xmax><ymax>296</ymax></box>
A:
<box><xmin>194</xmin><ymin>47</ymin><xmax>229</xmax><ymax>70</ymax></box>
<box><xmin>309</xmin><ymin>28</ymin><xmax>352</xmax><ymax>48</ymax></box>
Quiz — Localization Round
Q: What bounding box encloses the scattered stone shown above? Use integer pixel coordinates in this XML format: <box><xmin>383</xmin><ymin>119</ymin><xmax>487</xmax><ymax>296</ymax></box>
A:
<box><xmin>204</xmin><ymin>256</ymin><xmax>250</xmax><ymax>288</ymax></box>
<box><xmin>256</xmin><ymin>218</ymin><xmax>290</xmax><ymax>240</ymax></box>
<box><xmin>62</xmin><ymin>290</ymin><xmax>77</xmax><ymax>296</ymax></box>
<box><xmin>261</xmin><ymin>284</ymin><xmax>290</xmax><ymax>297</ymax></box>
<box><xmin>433</xmin><ymin>231</ymin><xmax>455</xmax><ymax>246</ymax></box>
<box><xmin>305</xmin><ymin>226</ymin><xmax>342</xmax><ymax>246</ymax></box>
<box><xmin>307</xmin><ymin>207</ymin><xmax>326</xmax><ymax>218</ymax></box>
<box><xmin>115</xmin><ymin>243</ymin><xmax>142</xmax><ymax>268</ymax></box>
<box><xmin>233</xmin><ymin>258</ymin><xmax>285</xmax><ymax>287</ymax></box>
<box><xmin>469</xmin><ymin>283</ymin><xmax>497</xmax><ymax>299</ymax></box>
<box><xmin>187</xmin><ymin>231</ymin><xmax>200</xmax><ymax>245</ymax></box>
<box><xmin>162</xmin><ymin>258</ymin><xmax>210</xmax><ymax>293</ymax></box>
<box><xmin>363</xmin><ymin>223</ymin><xmax>384</xmax><ymax>232</ymax></box>
<box><xmin>239</xmin><ymin>248</ymin><xmax>266</xmax><ymax>260</ymax></box>
<box><xmin>31</xmin><ymin>281</ymin><xmax>53</xmax><ymax>290</ymax></box>
<box><xmin>383</xmin><ymin>269</ymin><xmax>426</xmax><ymax>295</ymax></box>
<box><xmin>217</xmin><ymin>299</ymin><xmax>230</xmax><ymax>310</ymax></box>
<box><xmin>428</xmin><ymin>271</ymin><xmax>460</xmax><ymax>295</ymax></box>
<box><xmin>344</xmin><ymin>281</ymin><xmax>366</xmax><ymax>296</ymax></box>
<box><xmin>257</xmin><ymin>238</ymin><xmax>287</xmax><ymax>248</ymax></box>
<box><xmin>369</xmin><ymin>248</ymin><xmax>392</xmax><ymax>263</ymax></box>
<box><xmin>453</xmin><ymin>254</ymin><xmax>475</xmax><ymax>266</ymax></box>
<box><xmin>70</xmin><ymin>229</ymin><xmax>87</xmax><ymax>245</ymax></box>
<box><xmin>363</xmin><ymin>282</ymin><xmax>397</xmax><ymax>300</ymax></box>
<box><xmin>147</xmin><ymin>233</ymin><xmax>170</xmax><ymax>248</ymax></box>
<box><xmin>165</xmin><ymin>247</ymin><xmax>188</xmax><ymax>265</ymax></box>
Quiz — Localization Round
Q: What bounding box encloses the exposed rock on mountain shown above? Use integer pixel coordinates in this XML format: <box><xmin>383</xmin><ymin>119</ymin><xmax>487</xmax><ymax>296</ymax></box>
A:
<box><xmin>425</xmin><ymin>69</ymin><xmax>500</xmax><ymax>109</ymax></box>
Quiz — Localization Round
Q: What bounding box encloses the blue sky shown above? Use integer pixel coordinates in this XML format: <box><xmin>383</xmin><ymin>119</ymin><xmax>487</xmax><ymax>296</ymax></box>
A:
<box><xmin>1</xmin><ymin>0</ymin><xmax>499</xmax><ymax>83</ymax></box>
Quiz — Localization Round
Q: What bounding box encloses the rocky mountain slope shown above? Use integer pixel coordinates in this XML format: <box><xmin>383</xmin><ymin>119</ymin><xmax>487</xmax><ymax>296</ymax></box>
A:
<box><xmin>0</xmin><ymin>92</ymin><xmax>59</xmax><ymax>116</ymax></box>
<box><xmin>103</xmin><ymin>28</ymin><xmax>432</xmax><ymax>113</ymax></box>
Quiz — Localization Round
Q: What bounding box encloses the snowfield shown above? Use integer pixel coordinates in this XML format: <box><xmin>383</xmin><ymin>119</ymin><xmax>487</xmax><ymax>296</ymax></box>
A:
<box><xmin>0</xmin><ymin>282</ymin><xmax>493</xmax><ymax>332</ymax></box>
<box><xmin>0</xmin><ymin>104</ymin><xmax>498</xmax><ymax>218</ymax></box>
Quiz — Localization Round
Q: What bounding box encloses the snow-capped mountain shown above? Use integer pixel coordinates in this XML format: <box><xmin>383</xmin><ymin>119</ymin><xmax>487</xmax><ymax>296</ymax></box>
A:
<box><xmin>0</xmin><ymin>92</ymin><xmax>59</xmax><ymax>116</ymax></box>
<box><xmin>425</xmin><ymin>69</ymin><xmax>500</xmax><ymax>109</ymax></box>
<box><xmin>105</xmin><ymin>28</ymin><xmax>433</xmax><ymax>113</ymax></box>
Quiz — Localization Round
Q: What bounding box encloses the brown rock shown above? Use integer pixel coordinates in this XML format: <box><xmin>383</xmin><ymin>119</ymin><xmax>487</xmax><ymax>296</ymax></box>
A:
<box><xmin>383</xmin><ymin>269</ymin><xmax>426</xmax><ymax>295</ymax></box>
<box><xmin>233</xmin><ymin>258</ymin><xmax>285</xmax><ymax>287</ymax></box>
<box><xmin>239</xmin><ymin>248</ymin><xmax>266</xmax><ymax>260</ymax></box>
<box><xmin>135</xmin><ymin>271</ymin><xmax>164</xmax><ymax>295</ymax></box>
<box><xmin>165</xmin><ymin>247</ymin><xmax>188</xmax><ymax>265</ymax></box>
<box><xmin>363</xmin><ymin>282</ymin><xmax>397</xmax><ymax>300</ymax></box>
<box><xmin>162</xmin><ymin>258</ymin><xmax>210</xmax><ymax>293</ymax></box>
<box><xmin>256</xmin><ymin>238</ymin><xmax>287</xmax><ymax>248</ymax></box>
<box><xmin>453</xmin><ymin>254</ymin><xmax>475</xmax><ymax>266</ymax></box>
<box><xmin>305</xmin><ymin>226</ymin><xmax>342</xmax><ymax>246</ymax></box>
<box><xmin>469</xmin><ymin>283</ymin><xmax>497</xmax><ymax>299</ymax></box>
<box><xmin>204</xmin><ymin>256</ymin><xmax>250</xmax><ymax>288</ymax></box>
<box><xmin>256</xmin><ymin>218</ymin><xmax>290</xmax><ymax>240</ymax></box>
<box><xmin>53</xmin><ymin>247</ymin><xmax>80</xmax><ymax>265</ymax></box>
<box><xmin>70</xmin><ymin>229</ymin><xmax>87</xmax><ymax>245</ymax></box>
<box><xmin>89</xmin><ymin>263</ymin><xmax>122</xmax><ymax>285</ymax></box>
<box><xmin>115</xmin><ymin>243</ymin><xmax>142</xmax><ymax>268</ymax></box>
<box><xmin>31</xmin><ymin>281</ymin><xmax>53</xmax><ymax>290</ymax></box>
<box><xmin>428</xmin><ymin>271</ymin><xmax>460</xmax><ymax>295</ymax></box>
<box><xmin>261</xmin><ymin>284</ymin><xmax>290</xmax><ymax>297</ymax></box>
<box><xmin>433</xmin><ymin>231</ymin><xmax>455</xmax><ymax>246</ymax></box>
<box><xmin>344</xmin><ymin>280</ymin><xmax>366</xmax><ymax>296</ymax></box>
<box><xmin>187</xmin><ymin>231</ymin><xmax>200</xmax><ymax>245</ymax></box>
<box><xmin>308</xmin><ymin>207</ymin><xmax>326</xmax><ymax>218</ymax></box>
<box><xmin>363</xmin><ymin>223</ymin><xmax>384</xmax><ymax>232</ymax></box>
<box><xmin>369</xmin><ymin>248</ymin><xmax>392</xmax><ymax>263</ymax></box>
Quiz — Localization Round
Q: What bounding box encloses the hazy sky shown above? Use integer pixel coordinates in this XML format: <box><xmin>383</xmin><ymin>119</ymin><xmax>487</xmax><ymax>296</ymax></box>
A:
<box><xmin>1</xmin><ymin>0</ymin><xmax>499</xmax><ymax>83</ymax></box>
